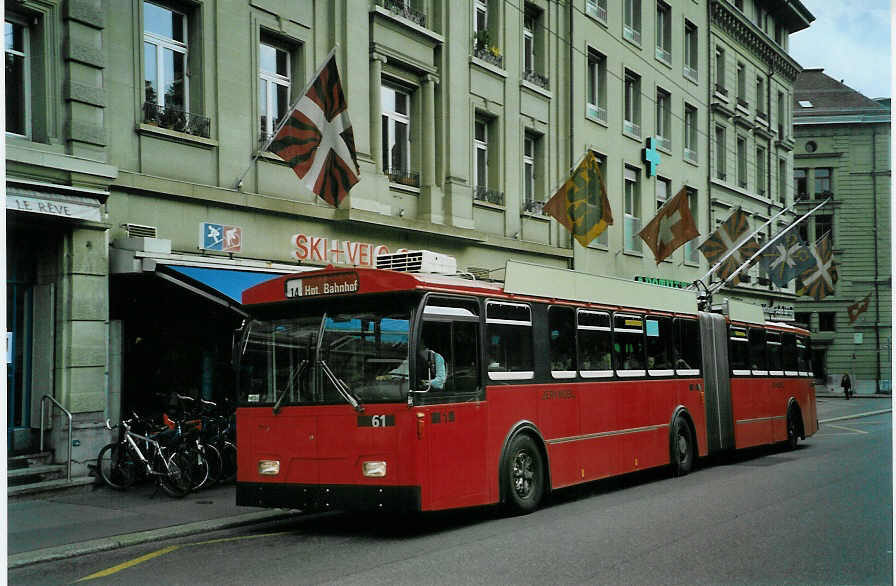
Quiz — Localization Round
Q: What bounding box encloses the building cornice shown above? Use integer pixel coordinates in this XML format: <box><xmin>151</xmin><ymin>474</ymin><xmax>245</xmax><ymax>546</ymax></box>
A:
<box><xmin>711</xmin><ymin>0</ymin><xmax>802</xmax><ymax>81</ymax></box>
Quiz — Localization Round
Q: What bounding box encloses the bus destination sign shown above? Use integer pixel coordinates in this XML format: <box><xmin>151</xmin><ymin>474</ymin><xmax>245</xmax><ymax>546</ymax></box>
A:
<box><xmin>285</xmin><ymin>273</ymin><xmax>360</xmax><ymax>299</ymax></box>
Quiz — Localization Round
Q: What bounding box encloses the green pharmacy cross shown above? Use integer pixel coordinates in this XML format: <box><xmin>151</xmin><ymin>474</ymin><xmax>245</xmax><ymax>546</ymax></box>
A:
<box><xmin>642</xmin><ymin>137</ymin><xmax>661</xmax><ymax>177</ymax></box>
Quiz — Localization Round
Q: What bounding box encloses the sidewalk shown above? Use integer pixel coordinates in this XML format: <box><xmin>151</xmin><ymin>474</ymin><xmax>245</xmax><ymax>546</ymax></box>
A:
<box><xmin>8</xmin><ymin>482</ymin><xmax>299</xmax><ymax>569</ymax></box>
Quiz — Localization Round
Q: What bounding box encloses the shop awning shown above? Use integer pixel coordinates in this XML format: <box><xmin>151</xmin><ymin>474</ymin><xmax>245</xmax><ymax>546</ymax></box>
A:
<box><xmin>7</xmin><ymin>184</ymin><xmax>106</xmax><ymax>222</ymax></box>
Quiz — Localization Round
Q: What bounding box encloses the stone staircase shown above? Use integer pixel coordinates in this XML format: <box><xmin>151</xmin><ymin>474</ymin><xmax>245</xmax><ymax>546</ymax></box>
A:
<box><xmin>8</xmin><ymin>452</ymin><xmax>95</xmax><ymax>499</ymax></box>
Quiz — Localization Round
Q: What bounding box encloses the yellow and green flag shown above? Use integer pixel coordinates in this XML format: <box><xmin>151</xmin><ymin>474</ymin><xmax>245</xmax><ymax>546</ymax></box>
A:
<box><xmin>543</xmin><ymin>151</ymin><xmax>613</xmax><ymax>247</ymax></box>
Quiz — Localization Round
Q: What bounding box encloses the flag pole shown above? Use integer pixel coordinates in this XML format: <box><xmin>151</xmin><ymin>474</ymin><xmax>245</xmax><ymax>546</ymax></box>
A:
<box><xmin>707</xmin><ymin>197</ymin><xmax>832</xmax><ymax>295</ymax></box>
<box><xmin>233</xmin><ymin>45</ymin><xmax>341</xmax><ymax>190</ymax></box>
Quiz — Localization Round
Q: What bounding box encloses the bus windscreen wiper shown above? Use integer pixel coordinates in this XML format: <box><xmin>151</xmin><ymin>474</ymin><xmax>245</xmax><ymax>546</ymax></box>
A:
<box><xmin>314</xmin><ymin>312</ymin><xmax>363</xmax><ymax>413</ymax></box>
<box><xmin>272</xmin><ymin>359</ymin><xmax>308</xmax><ymax>415</ymax></box>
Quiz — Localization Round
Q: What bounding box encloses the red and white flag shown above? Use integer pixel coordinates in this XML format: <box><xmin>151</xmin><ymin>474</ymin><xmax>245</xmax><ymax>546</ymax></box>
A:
<box><xmin>638</xmin><ymin>187</ymin><xmax>700</xmax><ymax>264</ymax></box>
<box><xmin>269</xmin><ymin>53</ymin><xmax>360</xmax><ymax>207</ymax></box>
<box><xmin>847</xmin><ymin>292</ymin><xmax>872</xmax><ymax>324</ymax></box>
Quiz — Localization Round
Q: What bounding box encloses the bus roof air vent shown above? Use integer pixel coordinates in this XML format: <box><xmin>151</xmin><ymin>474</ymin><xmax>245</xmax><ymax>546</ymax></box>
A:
<box><xmin>376</xmin><ymin>250</ymin><xmax>458</xmax><ymax>275</ymax></box>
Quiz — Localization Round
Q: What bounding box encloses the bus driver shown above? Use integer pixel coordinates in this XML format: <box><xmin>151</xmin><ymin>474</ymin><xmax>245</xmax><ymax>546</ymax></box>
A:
<box><xmin>418</xmin><ymin>344</ymin><xmax>446</xmax><ymax>391</ymax></box>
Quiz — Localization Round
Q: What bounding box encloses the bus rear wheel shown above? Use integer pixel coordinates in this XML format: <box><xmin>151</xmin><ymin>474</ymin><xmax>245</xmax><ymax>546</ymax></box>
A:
<box><xmin>505</xmin><ymin>434</ymin><xmax>544</xmax><ymax>514</ymax></box>
<box><xmin>671</xmin><ymin>416</ymin><xmax>694</xmax><ymax>476</ymax></box>
<box><xmin>786</xmin><ymin>409</ymin><xmax>800</xmax><ymax>450</ymax></box>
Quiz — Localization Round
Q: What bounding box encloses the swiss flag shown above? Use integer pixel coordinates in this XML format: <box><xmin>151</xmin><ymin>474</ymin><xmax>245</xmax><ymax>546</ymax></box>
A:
<box><xmin>638</xmin><ymin>187</ymin><xmax>700</xmax><ymax>264</ymax></box>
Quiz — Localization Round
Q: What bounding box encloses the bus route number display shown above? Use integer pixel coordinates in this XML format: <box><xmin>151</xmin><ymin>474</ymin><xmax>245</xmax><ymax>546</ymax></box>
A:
<box><xmin>285</xmin><ymin>272</ymin><xmax>360</xmax><ymax>299</ymax></box>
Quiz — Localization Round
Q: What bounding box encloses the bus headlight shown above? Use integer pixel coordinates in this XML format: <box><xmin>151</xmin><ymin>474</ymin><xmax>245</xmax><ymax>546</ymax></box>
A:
<box><xmin>258</xmin><ymin>460</ymin><xmax>280</xmax><ymax>475</ymax></box>
<box><xmin>362</xmin><ymin>461</ymin><xmax>387</xmax><ymax>477</ymax></box>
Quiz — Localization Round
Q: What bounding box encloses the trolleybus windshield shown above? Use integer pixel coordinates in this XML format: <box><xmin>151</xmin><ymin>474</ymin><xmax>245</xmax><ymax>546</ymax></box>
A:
<box><xmin>237</xmin><ymin>309</ymin><xmax>411</xmax><ymax>407</ymax></box>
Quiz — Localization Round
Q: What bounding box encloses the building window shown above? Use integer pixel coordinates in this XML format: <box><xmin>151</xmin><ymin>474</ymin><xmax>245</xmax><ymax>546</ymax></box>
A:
<box><xmin>259</xmin><ymin>41</ymin><xmax>291</xmax><ymax>143</ymax></box>
<box><xmin>815</xmin><ymin>214</ymin><xmax>833</xmax><ymax>246</ymax></box>
<box><xmin>522</xmin><ymin>6</ymin><xmax>547</xmax><ymax>88</ymax></box>
<box><xmin>815</xmin><ymin>168</ymin><xmax>832</xmax><ymax>196</ymax></box>
<box><xmin>756</xmin><ymin>75</ymin><xmax>766</xmax><ymax>118</ymax></box>
<box><xmin>624</xmin><ymin>166</ymin><xmax>641</xmax><ymax>253</ymax></box>
<box><xmin>795</xmin><ymin>312</ymin><xmax>811</xmax><ymax>330</ymax></box>
<box><xmin>656</xmin><ymin>1</ymin><xmax>671</xmax><ymax>64</ymax></box>
<box><xmin>523</xmin><ymin>13</ymin><xmax>534</xmax><ymax>74</ymax></box>
<box><xmin>592</xmin><ymin>152</ymin><xmax>610</xmax><ymax>246</ymax></box>
<box><xmin>586</xmin><ymin>49</ymin><xmax>607</xmax><ymax>122</ymax></box>
<box><xmin>715</xmin><ymin>125</ymin><xmax>726</xmax><ymax>180</ymax></box>
<box><xmin>523</xmin><ymin>132</ymin><xmax>542</xmax><ymax>211</ymax></box>
<box><xmin>737</xmin><ymin>136</ymin><xmax>747</xmax><ymax>188</ymax></box>
<box><xmin>623</xmin><ymin>0</ymin><xmax>641</xmax><ymax>45</ymax></box>
<box><xmin>624</xmin><ymin>69</ymin><xmax>641</xmax><ymax>138</ymax></box>
<box><xmin>736</xmin><ymin>62</ymin><xmax>747</xmax><ymax>108</ymax></box>
<box><xmin>473</xmin><ymin>0</ymin><xmax>502</xmax><ymax>67</ymax></box>
<box><xmin>5</xmin><ymin>18</ymin><xmax>29</xmax><ymax>137</ymax></box>
<box><xmin>474</xmin><ymin>117</ymin><xmax>488</xmax><ymax>191</ymax></box>
<box><xmin>775</xmin><ymin>22</ymin><xmax>784</xmax><ymax>46</ymax></box>
<box><xmin>684</xmin><ymin>188</ymin><xmax>700</xmax><ymax>263</ymax></box>
<box><xmin>684</xmin><ymin>103</ymin><xmax>697</xmax><ymax>163</ymax></box>
<box><xmin>143</xmin><ymin>1</ymin><xmax>188</xmax><ymax>111</ymax></box>
<box><xmin>756</xmin><ymin>146</ymin><xmax>766</xmax><ymax>196</ymax></box>
<box><xmin>779</xmin><ymin>159</ymin><xmax>788</xmax><ymax>202</ymax></box>
<box><xmin>818</xmin><ymin>312</ymin><xmax>835</xmax><ymax>332</ymax></box>
<box><xmin>777</xmin><ymin>91</ymin><xmax>786</xmax><ymax>137</ymax></box>
<box><xmin>715</xmin><ymin>46</ymin><xmax>726</xmax><ymax>96</ymax></box>
<box><xmin>656</xmin><ymin>88</ymin><xmax>670</xmax><ymax>150</ymax></box>
<box><xmin>734</xmin><ymin>0</ymin><xmax>744</xmax><ymax>10</ymax></box>
<box><xmin>656</xmin><ymin>175</ymin><xmax>670</xmax><ymax>210</ymax></box>
<box><xmin>684</xmin><ymin>20</ymin><xmax>698</xmax><ymax>81</ymax></box>
<box><xmin>382</xmin><ymin>85</ymin><xmax>413</xmax><ymax>183</ymax></box>
<box><xmin>586</xmin><ymin>0</ymin><xmax>608</xmax><ymax>23</ymax></box>
<box><xmin>794</xmin><ymin>168</ymin><xmax>807</xmax><ymax>199</ymax></box>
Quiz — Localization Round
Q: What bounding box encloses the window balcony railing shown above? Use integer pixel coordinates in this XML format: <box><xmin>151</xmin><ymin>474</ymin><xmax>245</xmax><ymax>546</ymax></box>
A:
<box><xmin>714</xmin><ymin>84</ymin><xmax>728</xmax><ymax>97</ymax></box>
<box><xmin>142</xmin><ymin>102</ymin><xmax>211</xmax><ymax>138</ymax></box>
<box><xmin>473</xmin><ymin>45</ymin><xmax>504</xmax><ymax>68</ymax></box>
<box><xmin>623</xmin><ymin>119</ymin><xmax>641</xmax><ymax>138</ymax></box>
<box><xmin>736</xmin><ymin>96</ymin><xmax>749</xmax><ymax>110</ymax></box>
<box><xmin>375</xmin><ymin>0</ymin><xmax>426</xmax><ymax>27</ymax></box>
<box><xmin>656</xmin><ymin>135</ymin><xmax>671</xmax><ymax>151</ymax></box>
<box><xmin>474</xmin><ymin>185</ymin><xmax>504</xmax><ymax>205</ymax></box>
<box><xmin>683</xmin><ymin>64</ymin><xmax>698</xmax><ymax>82</ymax></box>
<box><xmin>523</xmin><ymin>199</ymin><xmax>544</xmax><ymax>214</ymax></box>
<box><xmin>587</xmin><ymin>102</ymin><xmax>607</xmax><ymax>123</ymax></box>
<box><xmin>656</xmin><ymin>46</ymin><xmax>671</xmax><ymax>64</ymax></box>
<box><xmin>522</xmin><ymin>69</ymin><xmax>549</xmax><ymax>89</ymax></box>
<box><xmin>623</xmin><ymin>25</ymin><xmax>641</xmax><ymax>45</ymax></box>
<box><xmin>684</xmin><ymin>147</ymin><xmax>698</xmax><ymax>164</ymax></box>
<box><xmin>586</xmin><ymin>1</ymin><xmax>607</xmax><ymax>22</ymax></box>
<box><xmin>386</xmin><ymin>168</ymin><xmax>420</xmax><ymax>188</ymax></box>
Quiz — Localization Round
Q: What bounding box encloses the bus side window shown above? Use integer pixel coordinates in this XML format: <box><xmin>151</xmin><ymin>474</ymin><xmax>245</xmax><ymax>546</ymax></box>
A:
<box><xmin>748</xmin><ymin>328</ymin><xmax>767</xmax><ymax>375</ymax></box>
<box><xmin>614</xmin><ymin>313</ymin><xmax>645</xmax><ymax>376</ymax></box>
<box><xmin>486</xmin><ymin>301</ymin><xmax>534</xmax><ymax>380</ymax></box>
<box><xmin>767</xmin><ymin>332</ymin><xmax>783</xmax><ymax>374</ymax></box>
<box><xmin>578</xmin><ymin>310</ymin><xmax>613</xmax><ymax>378</ymax></box>
<box><xmin>782</xmin><ymin>333</ymin><xmax>799</xmax><ymax>375</ymax></box>
<box><xmin>797</xmin><ymin>336</ymin><xmax>812</xmax><ymax>375</ymax></box>
<box><xmin>673</xmin><ymin>318</ymin><xmax>701</xmax><ymax>375</ymax></box>
<box><xmin>728</xmin><ymin>326</ymin><xmax>750</xmax><ymax>375</ymax></box>
<box><xmin>645</xmin><ymin>316</ymin><xmax>674</xmax><ymax>375</ymax></box>
<box><xmin>548</xmin><ymin>306</ymin><xmax>576</xmax><ymax>378</ymax></box>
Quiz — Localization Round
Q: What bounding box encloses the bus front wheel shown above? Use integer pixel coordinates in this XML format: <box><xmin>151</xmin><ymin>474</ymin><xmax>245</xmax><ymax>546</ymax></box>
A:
<box><xmin>671</xmin><ymin>416</ymin><xmax>695</xmax><ymax>476</ymax></box>
<box><xmin>504</xmin><ymin>434</ymin><xmax>545</xmax><ymax>514</ymax></box>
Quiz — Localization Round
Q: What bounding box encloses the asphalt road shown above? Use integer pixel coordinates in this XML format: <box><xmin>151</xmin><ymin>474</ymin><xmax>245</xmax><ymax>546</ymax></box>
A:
<box><xmin>11</xmin><ymin>409</ymin><xmax>892</xmax><ymax>585</ymax></box>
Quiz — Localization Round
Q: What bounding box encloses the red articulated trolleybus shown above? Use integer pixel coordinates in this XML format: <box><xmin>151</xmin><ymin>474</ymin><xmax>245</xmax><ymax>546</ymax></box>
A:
<box><xmin>234</xmin><ymin>251</ymin><xmax>817</xmax><ymax>514</ymax></box>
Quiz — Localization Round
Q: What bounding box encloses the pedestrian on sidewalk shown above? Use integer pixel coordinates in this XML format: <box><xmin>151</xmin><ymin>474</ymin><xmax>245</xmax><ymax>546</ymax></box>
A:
<box><xmin>841</xmin><ymin>373</ymin><xmax>853</xmax><ymax>400</ymax></box>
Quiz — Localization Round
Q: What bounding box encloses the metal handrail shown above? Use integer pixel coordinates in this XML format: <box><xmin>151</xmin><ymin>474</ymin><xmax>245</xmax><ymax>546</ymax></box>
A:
<box><xmin>40</xmin><ymin>395</ymin><xmax>72</xmax><ymax>481</ymax></box>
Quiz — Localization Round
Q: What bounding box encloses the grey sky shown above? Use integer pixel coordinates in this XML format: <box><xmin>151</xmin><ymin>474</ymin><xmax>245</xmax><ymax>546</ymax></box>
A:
<box><xmin>788</xmin><ymin>0</ymin><xmax>891</xmax><ymax>99</ymax></box>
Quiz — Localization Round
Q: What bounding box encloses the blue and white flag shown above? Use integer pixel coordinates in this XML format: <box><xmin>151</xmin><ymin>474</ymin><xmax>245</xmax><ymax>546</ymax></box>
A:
<box><xmin>759</xmin><ymin>232</ymin><xmax>816</xmax><ymax>288</ymax></box>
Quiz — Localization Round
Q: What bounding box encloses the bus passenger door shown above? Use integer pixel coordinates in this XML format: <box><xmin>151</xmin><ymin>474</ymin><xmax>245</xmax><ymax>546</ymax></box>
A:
<box><xmin>418</xmin><ymin>317</ymin><xmax>487</xmax><ymax>509</ymax></box>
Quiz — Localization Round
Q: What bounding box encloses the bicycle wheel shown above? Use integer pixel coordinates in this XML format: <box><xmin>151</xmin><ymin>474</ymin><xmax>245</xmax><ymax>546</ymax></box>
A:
<box><xmin>158</xmin><ymin>451</ymin><xmax>192</xmax><ymax>498</ymax></box>
<box><xmin>96</xmin><ymin>443</ymin><xmax>136</xmax><ymax>490</ymax></box>
<box><xmin>182</xmin><ymin>445</ymin><xmax>210</xmax><ymax>490</ymax></box>
<box><xmin>219</xmin><ymin>441</ymin><xmax>237</xmax><ymax>483</ymax></box>
<box><xmin>201</xmin><ymin>442</ymin><xmax>223</xmax><ymax>488</ymax></box>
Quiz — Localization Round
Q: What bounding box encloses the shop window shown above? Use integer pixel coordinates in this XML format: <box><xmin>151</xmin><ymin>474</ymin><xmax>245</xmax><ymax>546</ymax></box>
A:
<box><xmin>728</xmin><ymin>326</ymin><xmax>750</xmax><ymax>375</ymax></box>
<box><xmin>549</xmin><ymin>306</ymin><xmax>576</xmax><ymax>378</ymax></box>
<box><xmin>748</xmin><ymin>328</ymin><xmax>767</xmax><ymax>374</ymax></box>
<box><xmin>645</xmin><ymin>316</ymin><xmax>674</xmax><ymax>375</ymax></box>
<box><xmin>614</xmin><ymin>313</ymin><xmax>645</xmax><ymax>376</ymax></box>
<box><xmin>486</xmin><ymin>301</ymin><xmax>533</xmax><ymax>380</ymax></box>
<box><xmin>578</xmin><ymin>310</ymin><xmax>613</xmax><ymax>377</ymax></box>
<box><xmin>674</xmin><ymin>318</ymin><xmax>701</xmax><ymax>374</ymax></box>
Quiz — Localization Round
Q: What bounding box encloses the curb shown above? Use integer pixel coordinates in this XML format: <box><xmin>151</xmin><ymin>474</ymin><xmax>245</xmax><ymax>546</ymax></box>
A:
<box><xmin>819</xmin><ymin>409</ymin><xmax>892</xmax><ymax>424</ymax></box>
<box><xmin>8</xmin><ymin>509</ymin><xmax>302</xmax><ymax>569</ymax></box>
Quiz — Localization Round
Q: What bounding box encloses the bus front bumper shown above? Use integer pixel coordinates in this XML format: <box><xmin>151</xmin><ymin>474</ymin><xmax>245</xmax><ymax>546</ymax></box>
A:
<box><xmin>236</xmin><ymin>482</ymin><xmax>421</xmax><ymax>513</ymax></box>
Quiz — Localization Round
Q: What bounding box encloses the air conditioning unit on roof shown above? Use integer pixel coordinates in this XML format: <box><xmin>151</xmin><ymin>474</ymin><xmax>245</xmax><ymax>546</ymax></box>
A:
<box><xmin>376</xmin><ymin>250</ymin><xmax>457</xmax><ymax>275</ymax></box>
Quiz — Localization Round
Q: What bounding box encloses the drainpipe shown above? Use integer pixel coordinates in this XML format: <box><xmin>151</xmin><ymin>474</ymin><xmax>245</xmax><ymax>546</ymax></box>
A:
<box><xmin>871</xmin><ymin>125</ymin><xmax>882</xmax><ymax>390</ymax></box>
<box><xmin>568</xmin><ymin>0</ymin><xmax>575</xmax><ymax>270</ymax></box>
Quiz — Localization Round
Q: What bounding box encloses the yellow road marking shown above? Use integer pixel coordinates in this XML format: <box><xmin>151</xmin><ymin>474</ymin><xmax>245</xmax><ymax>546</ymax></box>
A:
<box><xmin>826</xmin><ymin>424</ymin><xmax>869</xmax><ymax>435</ymax></box>
<box><xmin>76</xmin><ymin>531</ymin><xmax>289</xmax><ymax>582</ymax></box>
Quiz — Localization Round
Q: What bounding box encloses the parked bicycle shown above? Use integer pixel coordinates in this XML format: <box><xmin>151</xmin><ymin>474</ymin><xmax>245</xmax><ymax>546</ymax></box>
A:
<box><xmin>96</xmin><ymin>415</ymin><xmax>194</xmax><ymax>498</ymax></box>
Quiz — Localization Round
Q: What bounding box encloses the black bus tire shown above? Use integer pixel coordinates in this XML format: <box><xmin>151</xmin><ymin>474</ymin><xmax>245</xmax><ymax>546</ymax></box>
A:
<box><xmin>786</xmin><ymin>408</ymin><xmax>800</xmax><ymax>450</ymax></box>
<box><xmin>671</xmin><ymin>416</ymin><xmax>695</xmax><ymax>476</ymax></box>
<box><xmin>504</xmin><ymin>434</ymin><xmax>545</xmax><ymax>514</ymax></box>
